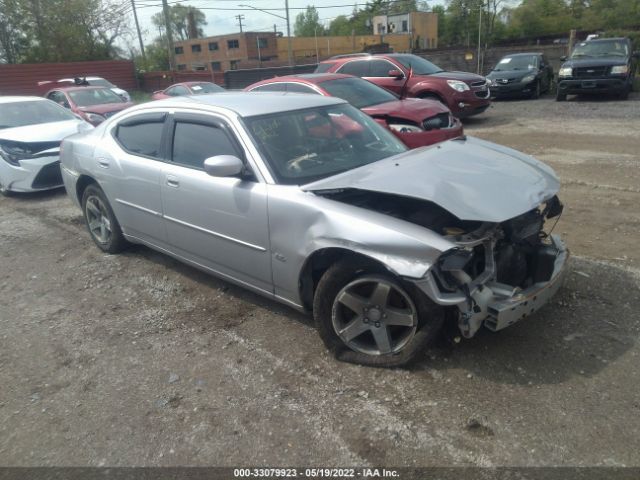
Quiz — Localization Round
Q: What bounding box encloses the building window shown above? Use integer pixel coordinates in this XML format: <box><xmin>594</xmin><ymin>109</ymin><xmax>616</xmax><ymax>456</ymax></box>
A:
<box><xmin>191</xmin><ymin>44</ymin><xmax>201</xmax><ymax>53</ymax></box>
<box><xmin>227</xmin><ymin>39</ymin><xmax>240</xmax><ymax>49</ymax></box>
<box><xmin>175</xmin><ymin>46</ymin><xmax>184</xmax><ymax>54</ymax></box>
<box><xmin>211</xmin><ymin>61</ymin><xmax>222</xmax><ymax>71</ymax></box>
<box><xmin>402</xmin><ymin>20</ymin><xmax>408</xmax><ymax>32</ymax></box>
<box><xmin>257</xmin><ymin>37</ymin><xmax>268</xmax><ymax>48</ymax></box>
<box><xmin>230</xmin><ymin>60</ymin><xmax>239</xmax><ymax>70</ymax></box>
<box><xmin>192</xmin><ymin>64</ymin><xmax>207</xmax><ymax>71</ymax></box>
<box><xmin>208</xmin><ymin>42</ymin><xmax>219</xmax><ymax>51</ymax></box>
<box><xmin>177</xmin><ymin>64</ymin><xmax>187</xmax><ymax>71</ymax></box>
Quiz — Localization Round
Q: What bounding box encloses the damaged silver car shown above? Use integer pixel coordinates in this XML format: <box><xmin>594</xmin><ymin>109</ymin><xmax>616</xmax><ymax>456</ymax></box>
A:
<box><xmin>60</xmin><ymin>93</ymin><xmax>568</xmax><ymax>367</ymax></box>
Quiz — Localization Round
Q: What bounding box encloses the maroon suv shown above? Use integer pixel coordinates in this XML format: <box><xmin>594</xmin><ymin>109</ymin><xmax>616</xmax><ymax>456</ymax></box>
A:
<box><xmin>316</xmin><ymin>53</ymin><xmax>491</xmax><ymax>118</ymax></box>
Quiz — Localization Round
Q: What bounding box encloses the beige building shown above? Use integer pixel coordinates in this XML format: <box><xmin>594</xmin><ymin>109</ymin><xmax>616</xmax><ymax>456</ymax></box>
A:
<box><xmin>173</xmin><ymin>32</ymin><xmax>278</xmax><ymax>72</ymax></box>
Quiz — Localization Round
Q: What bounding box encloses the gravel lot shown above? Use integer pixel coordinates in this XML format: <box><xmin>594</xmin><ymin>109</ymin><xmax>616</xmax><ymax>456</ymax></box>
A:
<box><xmin>1</xmin><ymin>92</ymin><xmax>639</xmax><ymax>468</ymax></box>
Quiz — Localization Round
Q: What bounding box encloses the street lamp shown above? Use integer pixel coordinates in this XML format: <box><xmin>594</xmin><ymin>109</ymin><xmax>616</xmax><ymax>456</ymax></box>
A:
<box><xmin>239</xmin><ymin>3</ymin><xmax>293</xmax><ymax>66</ymax></box>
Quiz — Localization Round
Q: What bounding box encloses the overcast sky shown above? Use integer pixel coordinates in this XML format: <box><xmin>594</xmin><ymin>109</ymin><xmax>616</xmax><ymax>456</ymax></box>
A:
<box><xmin>132</xmin><ymin>0</ymin><xmax>446</xmax><ymax>43</ymax></box>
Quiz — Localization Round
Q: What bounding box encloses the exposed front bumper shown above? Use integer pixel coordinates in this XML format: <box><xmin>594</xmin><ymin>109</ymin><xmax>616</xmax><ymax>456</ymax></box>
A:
<box><xmin>394</xmin><ymin>118</ymin><xmax>464</xmax><ymax>148</ymax></box>
<box><xmin>490</xmin><ymin>81</ymin><xmax>536</xmax><ymax>97</ymax></box>
<box><xmin>450</xmin><ymin>90</ymin><xmax>491</xmax><ymax>118</ymax></box>
<box><xmin>0</xmin><ymin>155</ymin><xmax>63</xmax><ymax>192</ymax></box>
<box><xmin>415</xmin><ymin>234</ymin><xmax>569</xmax><ymax>337</ymax></box>
<box><xmin>558</xmin><ymin>77</ymin><xmax>627</xmax><ymax>95</ymax></box>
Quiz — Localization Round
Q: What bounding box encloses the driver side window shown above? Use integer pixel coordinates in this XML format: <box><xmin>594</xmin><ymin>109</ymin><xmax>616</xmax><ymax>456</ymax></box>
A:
<box><xmin>171</xmin><ymin>121</ymin><xmax>240</xmax><ymax>170</ymax></box>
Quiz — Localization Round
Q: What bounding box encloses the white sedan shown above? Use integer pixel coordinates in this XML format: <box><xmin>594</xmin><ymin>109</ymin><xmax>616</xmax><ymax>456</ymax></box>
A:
<box><xmin>0</xmin><ymin>96</ymin><xmax>93</xmax><ymax>196</ymax></box>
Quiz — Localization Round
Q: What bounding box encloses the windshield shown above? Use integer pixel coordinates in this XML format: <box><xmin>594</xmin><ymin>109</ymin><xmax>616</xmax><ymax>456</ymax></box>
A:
<box><xmin>0</xmin><ymin>100</ymin><xmax>76</xmax><ymax>129</ymax></box>
<box><xmin>190</xmin><ymin>82</ymin><xmax>225</xmax><ymax>94</ymax></box>
<box><xmin>571</xmin><ymin>40</ymin><xmax>629</xmax><ymax>58</ymax></box>
<box><xmin>244</xmin><ymin>104</ymin><xmax>407</xmax><ymax>185</ymax></box>
<box><xmin>391</xmin><ymin>54</ymin><xmax>444</xmax><ymax>75</ymax></box>
<box><xmin>88</xmin><ymin>78</ymin><xmax>115</xmax><ymax>88</ymax></box>
<box><xmin>321</xmin><ymin>77</ymin><xmax>397</xmax><ymax>109</ymax></box>
<box><xmin>69</xmin><ymin>88</ymin><xmax>124</xmax><ymax>106</ymax></box>
<box><xmin>493</xmin><ymin>55</ymin><xmax>538</xmax><ymax>71</ymax></box>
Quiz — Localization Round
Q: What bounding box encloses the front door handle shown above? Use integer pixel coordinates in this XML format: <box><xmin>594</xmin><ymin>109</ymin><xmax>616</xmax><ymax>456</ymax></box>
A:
<box><xmin>166</xmin><ymin>175</ymin><xmax>179</xmax><ymax>188</ymax></box>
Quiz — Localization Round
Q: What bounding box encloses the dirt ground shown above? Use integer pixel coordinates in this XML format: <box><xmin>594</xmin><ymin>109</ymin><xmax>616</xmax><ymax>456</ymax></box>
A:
<box><xmin>1</xmin><ymin>92</ymin><xmax>639</xmax><ymax>468</ymax></box>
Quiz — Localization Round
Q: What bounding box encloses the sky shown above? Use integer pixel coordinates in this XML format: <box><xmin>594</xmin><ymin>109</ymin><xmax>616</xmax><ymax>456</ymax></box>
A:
<box><xmin>131</xmin><ymin>0</ymin><xmax>446</xmax><ymax>43</ymax></box>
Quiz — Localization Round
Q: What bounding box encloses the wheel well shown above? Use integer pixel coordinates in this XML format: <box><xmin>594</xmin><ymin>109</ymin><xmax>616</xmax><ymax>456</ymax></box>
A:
<box><xmin>76</xmin><ymin>175</ymin><xmax>97</xmax><ymax>203</ymax></box>
<box><xmin>298</xmin><ymin>248</ymin><xmax>388</xmax><ymax>311</ymax></box>
<box><xmin>418</xmin><ymin>91</ymin><xmax>445</xmax><ymax>104</ymax></box>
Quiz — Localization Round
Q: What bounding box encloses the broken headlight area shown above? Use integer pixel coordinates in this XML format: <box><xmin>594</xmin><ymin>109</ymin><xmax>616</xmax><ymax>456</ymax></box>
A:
<box><xmin>429</xmin><ymin>197</ymin><xmax>567</xmax><ymax>338</ymax></box>
<box><xmin>0</xmin><ymin>140</ymin><xmax>60</xmax><ymax>166</ymax></box>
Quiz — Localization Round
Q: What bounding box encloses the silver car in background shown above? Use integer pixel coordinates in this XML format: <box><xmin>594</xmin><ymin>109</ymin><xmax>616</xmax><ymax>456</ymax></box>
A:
<box><xmin>60</xmin><ymin>93</ymin><xmax>568</xmax><ymax>367</ymax></box>
<box><xmin>0</xmin><ymin>96</ymin><xmax>93</xmax><ymax>195</ymax></box>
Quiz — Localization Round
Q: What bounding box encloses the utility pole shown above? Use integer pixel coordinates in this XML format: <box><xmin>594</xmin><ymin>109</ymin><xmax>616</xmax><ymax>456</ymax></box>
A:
<box><xmin>161</xmin><ymin>0</ymin><xmax>175</xmax><ymax>70</ymax></box>
<box><xmin>285</xmin><ymin>0</ymin><xmax>292</xmax><ymax>66</ymax></box>
<box><xmin>236</xmin><ymin>14</ymin><xmax>245</xmax><ymax>33</ymax></box>
<box><xmin>477</xmin><ymin>2</ymin><xmax>483</xmax><ymax>74</ymax></box>
<box><xmin>131</xmin><ymin>0</ymin><xmax>146</xmax><ymax>64</ymax></box>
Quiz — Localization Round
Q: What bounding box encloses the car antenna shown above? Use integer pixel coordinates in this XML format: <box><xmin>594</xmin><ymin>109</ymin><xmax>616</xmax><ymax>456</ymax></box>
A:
<box><xmin>400</xmin><ymin>63</ymin><xmax>412</xmax><ymax>99</ymax></box>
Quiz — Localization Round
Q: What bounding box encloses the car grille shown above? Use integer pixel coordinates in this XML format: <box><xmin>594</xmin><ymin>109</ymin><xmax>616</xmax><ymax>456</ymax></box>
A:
<box><xmin>574</xmin><ymin>66</ymin><xmax>609</xmax><ymax>78</ymax></box>
<box><xmin>494</xmin><ymin>78</ymin><xmax>518</xmax><ymax>84</ymax></box>
<box><xmin>423</xmin><ymin>113</ymin><xmax>451</xmax><ymax>130</ymax></box>
<box><xmin>471</xmin><ymin>80</ymin><xmax>487</xmax><ymax>87</ymax></box>
<box><xmin>31</xmin><ymin>161</ymin><xmax>63</xmax><ymax>189</ymax></box>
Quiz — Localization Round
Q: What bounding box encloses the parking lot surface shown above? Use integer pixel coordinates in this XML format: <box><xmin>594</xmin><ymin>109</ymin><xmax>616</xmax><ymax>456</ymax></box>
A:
<box><xmin>1</xmin><ymin>93</ymin><xmax>639</xmax><ymax>467</ymax></box>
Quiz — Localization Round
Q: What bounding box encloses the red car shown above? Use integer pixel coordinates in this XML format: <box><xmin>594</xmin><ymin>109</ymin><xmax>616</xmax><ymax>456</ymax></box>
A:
<box><xmin>316</xmin><ymin>53</ymin><xmax>491</xmax><ymax>118</ymax></box>
<box><xmin>245</xmin><ymin>74</ymin><xmax>463</xmax><ymax>148</ymax></box>
<box><xmin>151</xmin><ymin>81</ymin><xmax>225</xmax><ymax>100</ymax></box>
<box><xmin>44</xmin><ymin>86</ymin><xmax>133</xmax><ymax>126</ymax></box>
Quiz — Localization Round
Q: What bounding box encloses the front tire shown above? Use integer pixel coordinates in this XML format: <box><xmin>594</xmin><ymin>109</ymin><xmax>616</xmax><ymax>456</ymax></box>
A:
<box><xmin>556</xmin><ymin>89</ymin><xmax>567</xmax><ymax>101</ymax></box>
<box><xmin>0</xmin><ymin>181</ymin><xmax>13</xmax><ymax>197</ymax></box>
<box><xmin>313</xmin><ymin>259</ymin><xmax>444</xmax><ymax>367</ymax></box>
<box><xmin>531</xmin><ymin>81</ymin><xmax>541</xmax><ymax>99</ymax></box>
<box><xmin>81</xmin><ymin>184</ymin><xmax>127</xmax><ymax>253</ymax></box>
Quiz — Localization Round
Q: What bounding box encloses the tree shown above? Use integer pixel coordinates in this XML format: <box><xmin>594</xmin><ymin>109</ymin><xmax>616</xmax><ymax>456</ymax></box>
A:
<box><xmin>294</xmin><ymin>6</ymin><xmax>324</xmax><ymax>37</ymax></box>
<box><xmin>151</xmin><ymin>5</ymin><xmax>207</xmax><ymax>41</ymax></box>
<box><xmin>0</xmin><ymin>0</ymin><xmax>129</xmax><ymax>63</ymax></box>
<box><xmin>328</xmin><ymin>15</ymin><xmax>353</xmax><ymax>36</ymax></box>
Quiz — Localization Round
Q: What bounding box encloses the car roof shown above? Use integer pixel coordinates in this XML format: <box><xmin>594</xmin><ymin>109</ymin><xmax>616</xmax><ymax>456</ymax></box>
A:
<box><xmin>585</xmin><ymin>37</ymin><xmax>629</xmax><ymax>43</ymax></box>
<box><xmin>501</xmin><ymin>52</ymin><xmax>543</xmax><ymax>57</ymax></box>
<box><xmin>145</xmin><ymin>92</ymin><xmax>346</xmax><ymax>117</ymax></box>
<box><xmin>0</xmin><ymin>96</ymin><xmax>48</xmax><ymax>104</ymax></box>
<box><xmin>49</xmin><ymin>86</ymin><xmax>111</xmax><ymax>92</ymax></box>
<box><xmin>59</xmin><ymin>76</ymin><xmax>104</xmax><ymax>81</ymax></box>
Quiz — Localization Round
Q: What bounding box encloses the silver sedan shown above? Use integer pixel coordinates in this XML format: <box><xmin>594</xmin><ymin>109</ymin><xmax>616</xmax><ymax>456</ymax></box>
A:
<box><xmin>60</xmin><ymin>93</ymin><xmax>568</xmax><ymax>367</ymax></box>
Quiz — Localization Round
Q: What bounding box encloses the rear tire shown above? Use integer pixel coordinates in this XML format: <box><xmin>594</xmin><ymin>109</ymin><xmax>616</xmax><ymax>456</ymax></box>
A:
<box><xmin>313</xmin><ymin>258</ymin><xmax>444</xmax><ymax>368</ymax></box>
<box><xmin>81</xmin><ymin>184</ymin><xmax>127</xmax><ymax>254</ymax></box>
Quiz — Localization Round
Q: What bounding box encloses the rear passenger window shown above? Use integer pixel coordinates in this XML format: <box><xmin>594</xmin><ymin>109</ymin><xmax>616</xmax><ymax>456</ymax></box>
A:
<box><xmin>338</xmin><ymin>61</ymin><xmax>370</xmax><ymax>77</ymax></box>
<box><xmin>369</xmin><ymin>60</ymin><xmax>395</xmax><ymax>77</ymax></box>
<box><xmin>172</xmin><ymin>122</ymin><xmax>239</xmax><ymax>169</ymax></box>
<box><xmin>116</xmin><ymin>121</ymin><xmax>165</xmax><ymax>158</ymax></box>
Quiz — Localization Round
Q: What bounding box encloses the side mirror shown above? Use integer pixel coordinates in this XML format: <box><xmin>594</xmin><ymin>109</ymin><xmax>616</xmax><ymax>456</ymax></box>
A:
<box><xmin>388</xmin><ymin>69</ymin><xmax>404</xmax><ymax>79</ymax></box>
<box><xmin>560</xmin><ymin>55</ymin><xmax>567</xmax><ymax>62</ymax></box>
<box><xmin>203</xmin><ymin>155</ymin><xmax>244</xmax><ymax>177</ymax></box>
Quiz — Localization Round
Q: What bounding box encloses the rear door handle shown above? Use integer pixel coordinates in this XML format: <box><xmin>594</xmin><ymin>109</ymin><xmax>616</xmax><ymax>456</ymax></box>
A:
<box><xmin>97</xmin><ymin>159</ymin><xmax>110</xmax><ymax>169</ymax></box>
<box><xmin>166</xmin><ymin>175</ymin><xmax>179</xmax><ymax>188</ymax></box>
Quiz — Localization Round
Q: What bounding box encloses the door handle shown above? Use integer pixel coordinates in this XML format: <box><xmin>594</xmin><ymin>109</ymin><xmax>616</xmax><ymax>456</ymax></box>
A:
<box><xmin>97</xmin><ymin>159</ymin><xmax>110</xmax><ymax>169</ymax></box>
<box><xmin>166</xmin><ymin>175</ymin><xmax>179</xmax><ymax>188</ymax></box>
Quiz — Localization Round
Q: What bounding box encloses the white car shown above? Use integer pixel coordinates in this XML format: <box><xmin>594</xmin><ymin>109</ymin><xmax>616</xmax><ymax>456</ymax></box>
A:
<box><xmin>58</xmin><ymin>76</ymin><xmax>131</xmax><ymax>102</ymax></box>
<box><xmin>0</xmin><ymin>96</ymin><xmax>93</xmax><ymax>196</ymax></box>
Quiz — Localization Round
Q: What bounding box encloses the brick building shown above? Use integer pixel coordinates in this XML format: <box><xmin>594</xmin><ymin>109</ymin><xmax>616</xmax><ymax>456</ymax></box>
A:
<box><xmin>173</xmin><ymin>32</ymin><xmax>278</xmax><ymax>72</ymax></box>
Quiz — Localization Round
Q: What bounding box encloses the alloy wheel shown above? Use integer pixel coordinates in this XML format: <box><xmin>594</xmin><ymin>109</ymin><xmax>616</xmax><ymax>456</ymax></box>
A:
<box><xmin>85</xmin><ymin>195</ymin><xmax>112</xmax><ymax>244</ymax></box>
<box><xmin>331</xmin><ymin>276</ymin><xmax>418</xmax><ymax>356</ymax></box>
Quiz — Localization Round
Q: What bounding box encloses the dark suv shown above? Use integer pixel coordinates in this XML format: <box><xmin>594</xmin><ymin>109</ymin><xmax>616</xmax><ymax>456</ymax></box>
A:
<box><xmin>557</xmin><ymin>37</ymin><xmax>638</xmax><ymax>101</ymax></box>
<box><xmin>316</xmin><ymin>53</ymin><xmax>491</xmax><ymax>118</ymax></box>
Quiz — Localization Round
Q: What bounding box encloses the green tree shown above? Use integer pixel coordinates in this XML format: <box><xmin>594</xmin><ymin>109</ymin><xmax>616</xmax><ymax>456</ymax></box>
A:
<box><xmin>151</xmin><ymin>5</ymin><xmax>207</xmax><ymax>41</ymax></box>
<box><xmin>294</xmin><ymin>6</ymin><xmax>324</xmax><ymax>37</ymax></box>
<box><xmin>328</xmin><ymin>15</ymin><xmax>353</xmax><ymax>36</ymax></box>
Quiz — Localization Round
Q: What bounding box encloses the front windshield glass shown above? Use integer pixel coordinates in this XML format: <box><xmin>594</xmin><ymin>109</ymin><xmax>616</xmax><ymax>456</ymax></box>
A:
<box><xmin>190</xmin><ymin>82</ymin><xmax>225</xmax><ymax>94</ymax></box>
<box><xmin>392</xmin><ymin>54</ymin><xmax>444</xmax><ymax>74</ymax></box>
<box><xmin>571</xmin><ymin>40</ymin><xmax>629</xmax><ymax>58</ymax></box>
<box><xmin>321</xmin><ymin>77</ymin><xmax>397</xmax><ymax>108</ymax></box>
<box><xmin>493</xmin><ymin>55</ymin><xmax>538</xmax><ymax>71</ymax></box>
<box><xmin>69</xmin><ymin>88</ymin><xmax>124</xmax><ymax>106</ymax></box>
<box><xmin>88</xmin><ymin>78</ymin><xmax>115</xmax><ymax>88</ymax></box>
<box><xmin>244</xmin><ymin>104</ymin><xmax>407</xmax><ymax>185</ymax></box>
<box><xmin>0</xmin><ymin>100</ymin><xmax>75</xmax><ymax>129</ymax></box>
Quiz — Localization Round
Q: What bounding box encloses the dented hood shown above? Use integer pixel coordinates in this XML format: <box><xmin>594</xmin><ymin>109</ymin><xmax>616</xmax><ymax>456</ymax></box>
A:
<box><xmin>303</xmin><ymin>136</ymin><xmax>560</xmax><ymax>223</ymax></box>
